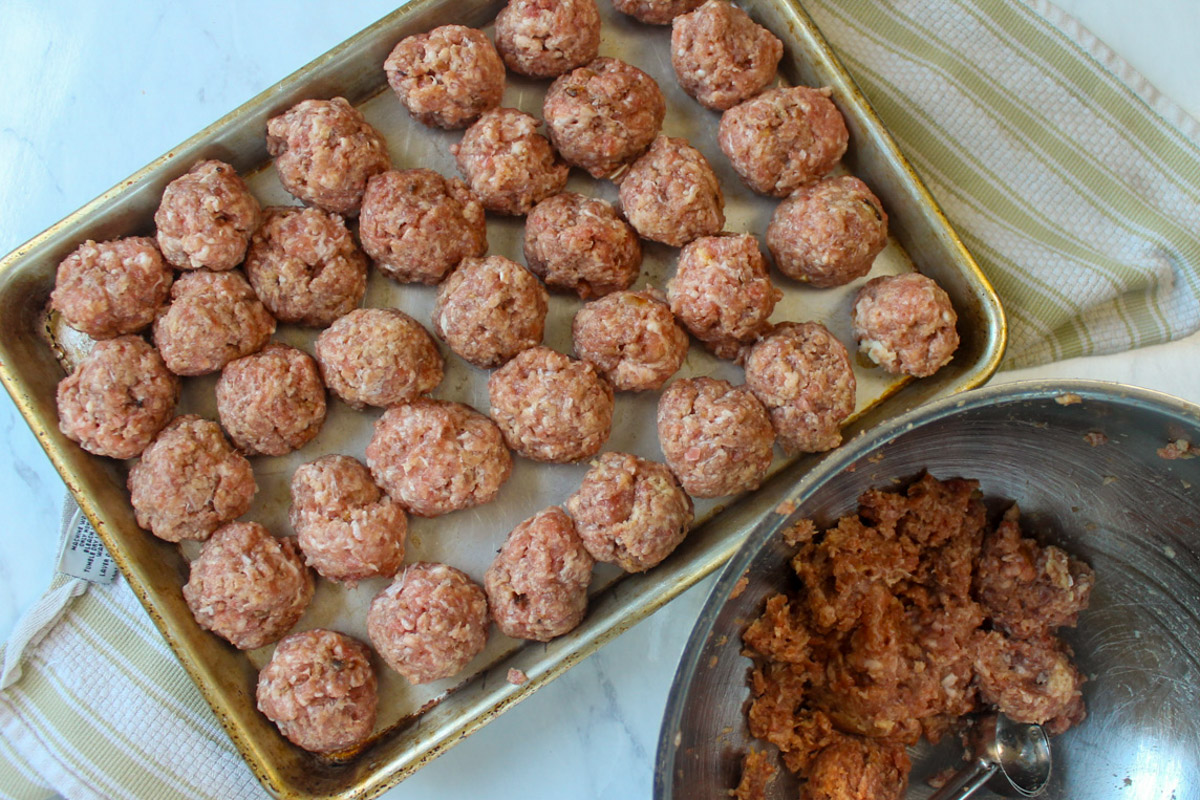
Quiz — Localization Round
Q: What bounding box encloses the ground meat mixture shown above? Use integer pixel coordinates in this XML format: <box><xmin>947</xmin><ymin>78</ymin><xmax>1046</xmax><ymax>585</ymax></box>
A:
<box><xmin>367</xmin><ymin>562</ymin><xmax>489</xmax><ymax>684</ymax></box>
<box><xmin>359</xmin><ymin>169</ymin><xmax>488</xmax><ymax>285</ymax></box>
<box><xmin>484</xmin><ymin>507</ymin><xmax>594</xmax><ymax>641</ymax></box>
<box><xmin>718</xmin><ymin>86</ymin><xmax>848</xmax><ymax>197</ymax></box>
<box><xmin>973</xmin><ymin>631</ymin><xmax>1087</xmax><ymax>735</ymax></box>
<box><xmin>612</xmin><ymin>0</ymin><xmax>704</xmax><ymax>25</ymax></box>
<box><xmin>766</xmin><ymin>175</ymin><xmax>888</xmax><ymax>288</ymax></box>
<box><xmin>154</xmin><ymin>159</ymin><xmax>261</xmax><ymax>271</ymax></box>
<box><xmin>571</xmin><ymin>288</ymin><xmax>688</xmax><ymax>392</ymax></box>
<box><xmin>384</xmin><ymin>25</ymin><xmax>506</xmax><ymax>130</ymax></box>
<box><xmin>852</xmin><ymin>273</ymin><xmax>960</xmax><ymax>378</ymax></box>
<box><xmin>153</xmin><ymin>269</ymin><xmax>276</xmax><ymax>376</ymax></box>
<box><xmin>265</xmin><ymin>97</ymin><xmax>391</xmax><ymax>216</ymax></box>
<box><xmin>432</xmin><ymin>255</ymin><xmax>548</xmax><ymax>368</ymax></box>
<box><xmin>56</xmin><ymin>336</ymin><xmax>178</xmax><ymax>460</ymax></box>
<box><xmin>451</xmin><ymin>107</ymin><xmax>569</xmax><ymax>215</ymax></box>
<box><xmin>543</xmin><ymin>57</ymin><xmax>666</xmax><ymax>179</ymax></box>
<box><xmin>183</xmin><ymin>521</ymin><xmax>314</xmax><ymax>651</ymax></box>
<box><xmin>732</xmin><ymin>750</ymin><xmax>777</xmax><ymax>800</ymax></box>
<box><xmin>256</xmin><ymin>629</ymin><xmax>377</xmax><ymax>754</ymax></box>
<box><xmin>488</xmin><ymin>346</ymin><xmax>614</xmax><ymax>463</ymax></box>
<box><xmin>617</xmin><ymin>136</ymin><xmax>724</xmax><ymax>246</ymax></box>
<box><xmin>128</xmin><ymin>415</ymin><xmax>256</xmax><ymax>543</ymax></box>
<box><xmin>524</xmin><ymin>192</ymin><xmax>642</xmax><ymax>298</ymax></box>
<box><xmin>742</xmin><ymin>322</ymin><xmax>856</xmax><ymax>454</ymax></box>
<box><xmin>366</xmin><ymin>398</ymin><xmax>512</xmax><ymax>517</ymax></box>
<box><xmin>671</xmin><ymin>1</ymin><xmax>783</xmax><ymax>111</ymax></box>
<box><xmin>50</xmin><ymin>237</ymin><xmax>172</xmax><ymax>339</ymax></box>
<box><xmin>802</xmin><ymin>737</ymin><xmax>909</xmax><ymax>800</ymax></box>
<box><xmin>216</xmin><ymin>344</ymin><xmax>326</xmax><ymax>457</ymax></box>
<box><xmin>667</xmin><ymin>234</ymin><xmax>781</xmax><ymax>359</ymax></box>
<box><xmin>494</xmin><ymin>0</ymin><xmax>601</xmax><ymax>78</ymax></box>
<box><xmin>244</xmin><ymin>206</ymin><xmax>367</xmax><ymax>327</ymax></box>
<box><xmin>315</xmin><ymin>308</ymin><xmax>443</xmax><ymax>409</ymax></box>
<box><xmin>565</xmin><ymin>452</ymin><xmax>693</xmax><ymax>572</ymax></box>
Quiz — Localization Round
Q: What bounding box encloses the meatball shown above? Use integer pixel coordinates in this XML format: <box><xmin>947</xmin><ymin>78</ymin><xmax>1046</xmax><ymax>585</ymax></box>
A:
<box><xmin>488</xmin><ymin>346</ymin><xmax>614</xmax><ymax>463</ymax></box>
<box><xmin>802</xmin><ymin>737</ymin><xmax>909</xmax><ymax>800</ymax></box>
<box><xmin>366</xmin><ymin>399</ymin><xmax>512</xmax><ymax>517</ymax></box>
<box><xmin>524</xmin><ymin>192</ymin><xmax>642</xmax><ymax>298</ymax></box>
<box><xmin>256</xmin><ymin>629</ymin><xmax>377</xmax><ymax>754</ymax></box>
<box><xmin>128</xmin><ymin>415</ymin><xmax>256</xmax><ymax>543</ymax></box>
<box><xmin>671</xmin><ymin>1</ymin><xmax>783</xmax><ymax>111</ymax></box>
<box><xmin>611</xmin><ymin>0</ymin><xmax>703</xmax><ymax>25</ymax></box>
<box><xmin>571</xmin><ymin>288</ymin><xmax>689</xmax><ymax>392</ymax></box>
<box><xmin>851</xmin><ymin>273</ymin><xmax>959</xmax><ymax>378</ymax></box>
<box><xmin>565</xmin><ymin>452</ymin><xmax>693</xmax><ymax>572</ymax></box>
<box><xmin>154</xmin><ymin>159</ymin><xmax>261</xmax><ymax>271</ymax></box>
<box><xmin>50</xmin><ymin>237</ymin><xmax>172</xmax><ymax>339</ymax></box>
<box><xmin>243</xmin><ymin>206</ymin><xmax>367</xmax><ymax>327</ymax></box>
<box><xmin>56</xmin><ymin>336</ymin><xmax>178</xmax><ymax>460</ymax></box>
<box><xmin>656</xmin><ymin>376</ymin><xmax>775</xmax><ymax>497</ymax></box>
<box><xmin>216</xmin><ymin>344</ymin><xmax>327</xmax><ymax>457</ymax></box>
<box><xmin>618</xmin><ymin>136</ymin><xmax>724</xmax><ymax>246</ymax></box>
<box><xmin>484</xmin><ymin>507</ymin><xmax>593</xmax><ymax>641</ymax></box>
<box><xmin>543</xmin><ymin>57</ymin><xmax>666</xmax><ymax>179</ymax></box>
<box><xmin>451</xmin><ymin>108</ymin><xmax>569</xmax><ymax>215</ymax></box>
<box><xmin>265</xmin><ymin>97</ymin><xmax>391</xmax><ymax>216</ymax></box>
<box><xmin>315</xmin><ymin>308</ymin><xmax>443</xmax><ymax>409</ymax></box>
<box><xmin>974</xmin><ymin>631</ymin><xmax>1087</xmax><ymax>735</ymax></box>
<box><xmin>153</xmin><ymin>270</ymin><xmax>275</xmax><ymax>377</ymax></box>
<box><xmin>384</xmin><ymin>25</ymin><xmax>506</xmax><ymax>130</ymax></box>
<box><xmin>367</xmin><ymin>562</ymin><xmax>489</xmax><ymax>684</ymax></box>
<box><xmin>667</xmin><ymin>234</ymin><xmax>781</xmax><ymax>359</ymax></box>
<box><xmin>183</xmin><ymin>521</ymin><xmax>314</xmax><ymax>651</ymax></box>
<box><xmin>718</xmin><ymin>85</ymin><xmax>848</xmax><ymax>197</ymax></box>
<box><xmin>494</xmin><ymin>0</ymin><xmax>601</xmax><ymax>78</ymax></box>
<box><xmin>432</xmin><ymin>255</ymin><xmax>548</xmax><ymax>368</ymax></box>
<box><xmin>743</xmin><ymin>322</ymin><xmax>856</xmax><ymax>454</ymax></box>
<box><xmin>359</xmin><ymin>169</ymin><xmax>487</xmax><ymax>285</ymax></box>
<box><xmin>290</xmin><ymin>455</ymin><xmax>406</xmax><ymax>585</ymax></box>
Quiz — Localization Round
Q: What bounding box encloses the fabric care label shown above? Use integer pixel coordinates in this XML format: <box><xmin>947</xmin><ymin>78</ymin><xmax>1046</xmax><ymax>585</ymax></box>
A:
<box><xmin>57</xmin><ymin>507</ymin><xmax>118</xmax><ymax>584</ymax></box>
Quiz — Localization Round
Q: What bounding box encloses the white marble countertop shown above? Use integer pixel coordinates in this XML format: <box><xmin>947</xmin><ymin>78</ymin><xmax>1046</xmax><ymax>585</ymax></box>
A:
<box><xmin>0</xmin><ymin>2</ymin><xmax>1197</xmax><ymax>798</ymax></box>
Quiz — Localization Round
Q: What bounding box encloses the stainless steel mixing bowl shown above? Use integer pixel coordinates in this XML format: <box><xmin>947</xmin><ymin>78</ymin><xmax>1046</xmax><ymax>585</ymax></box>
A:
<box><xmin>655</xmin><ymin>380</ymin><xmax>1200</xmax><ymax>799</ymax></box>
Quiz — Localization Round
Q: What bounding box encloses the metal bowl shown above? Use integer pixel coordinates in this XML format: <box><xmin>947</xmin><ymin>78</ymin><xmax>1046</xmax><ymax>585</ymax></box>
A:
<box><xmin>655</xmin><ymin>380</ymin><xmax>1200</xmax><ymax>799</ymax></box>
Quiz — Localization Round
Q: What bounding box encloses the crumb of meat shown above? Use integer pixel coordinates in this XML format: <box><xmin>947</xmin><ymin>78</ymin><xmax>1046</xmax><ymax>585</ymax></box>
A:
<box><xmin>1158</xmin><ymin>438</ymin><xmax>1198</xmax><ymax>459</ymax></box>
<box><xmin>506</xmin><ymin>668</ymin><xmax>529</xmax><ymax>686</ymax></box>
<box><xmin>1054</xmin><ymin>393</ymin><xmax>1083</xmax><ymax>406</ymax></box>
<box><xmin>1083</xmin><ymin>431</ymin><xmax>1108</xmax><ymax>446</ymax></box>
<box><xmin>730</xmin><ymin>574</ymin><xmax>750</xmax><ymax>600</ymax></box>
<box><xmin>775</xmin><ymin>499</ymin><xmax>798</xmax><ymax>516</ymax></box>
<box><xmin>782</xmin><ymin>518</ymin><xmax>816</xmax><ymax>547</ymax></box>
<box><xmin>731</xmin><ymin>749</ymin><xmax>776</xmax><ymax>800</ymax></box>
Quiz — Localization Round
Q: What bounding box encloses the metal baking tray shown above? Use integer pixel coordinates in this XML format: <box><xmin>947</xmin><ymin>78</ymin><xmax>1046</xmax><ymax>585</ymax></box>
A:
<box><xmin>0</xmin><ymin>1</ymin><xmax>1005</xmax><ymax>798</ymax></box>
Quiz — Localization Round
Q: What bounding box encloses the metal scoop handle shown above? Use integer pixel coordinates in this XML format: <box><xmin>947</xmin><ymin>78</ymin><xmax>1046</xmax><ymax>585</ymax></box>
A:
<box><xmin>928</xmin><ymin>758</ymin><xmax>999</xmax><ymax>800</ymax></box>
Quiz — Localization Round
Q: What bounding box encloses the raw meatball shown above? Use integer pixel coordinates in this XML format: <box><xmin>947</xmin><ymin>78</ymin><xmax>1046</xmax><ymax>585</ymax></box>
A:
<box><xmin>243</xmin><ymin>206</ymin><xmax>367</xmax><ymax>327</ymax></box>
<box><xmin>974</xmin><ymin>631</ymin><xmax>1087</xmax><ymax>735</ymax></box>
<box><xmin>571</xmin><ymin>288</ymin><xmax>688</xmax><ymax>392</ymax></box>
<box><xmin>256</xmin><ymin>629</ymin><xmax>377</xmax><ymax>754</ymax></box>
<box><xmin>451</xmin><ymin>108</ymin><xmax>569</xmax><ymax>215</ymax></box>
<box><xmin>618</xmin><ymin>136</ymin><xmax>724</xmax><ymax>246</ymax></box>
<box><xmin>432</xmin><ymin>255</ymin><xmax>548</xmax><ymax>368</ymax></box>
<box><xmin>366</xmin><ymin>399</ymin><xmax>512</xmax><ymax>517</ymax></box>
<box><xmin>667</xmin><ymin>234</ymin><xmax>781</xmax><ymax>359</ymax></box>
<box><xmin>154</xmin><ymin>159</ymin><xmax>261</xmax><ymax>271</ymax></box>
<box><xmin>671</xmin><ymin>1</ymin><xmax>783</xmax><ymax>111</ymax></box>
<box><xmin>384</xmin><ymin>25</ymin><xmax>506</xmax><ymax>130</ymax></box>
<box><xmin>128</xmin><ymin>415</ymin><xmax>256</xmax><ymax>543</ymax></box>
<box><xmin>488</xmin><ymin>346</ymin><xmax>614</xmax><ymax>463</ymax></box>
<box><xmin>290</xmin><ymin>455</ymin><xmax>406</xmax><ymax>585</ymax></box>
<box><xmin>743</xmin><ymin>322</ymin><xmax>856</xmax><ymax>454</ymax></box>
<box><xmin>656</xmin><ymin>376</ymin><xmax>775</xmax><ymax>497</ymax></box>
<box><xmin>56</xmin><ymin>336</ymin><xmax>178</xmax><ymax>459</ymax></box>
<box><xmin>484</xmin><ymin>507</ymin><xmax>593</xmax><ymax>641</ymax></box>
<box><xmin>265</xmin><ymin>97</ymin><xmax>391</xmax><ymax>216</ymax></box>
<box><xmin>359</xmin><ymin>169</ymin><xmax>488</xmax><ymax>285</ymax></box>
<box><xmin>611</xmin><ymin>0</ymin><xmax>703</xmax><ymax>25</ymax></box>
<box><xmin>524</xmin><ymin>193</ymin><xmax>642</xmax><ymax>298</ymax></box>
<box><xmin>718</xmin><ymin>85</ymin><xmax>848</xmax><ymax>197</ymax></box>
<box><xmin>315</xmin><ymin>308</ymin><xmax>443</xmax><ymax>409</ymax></box>
<box><xmin>216</xmin><ymin>344</ymin><xmax>327</xmax><ymax>457</ymax></box>
<box><xmin>802</xmin><ymin>737</ymin><xmax>909</xmax><ymax>800</ymax></box>
<box><xmin>183</xmin><ymin>521</ymin><xmax>314</xmax><ymax>651</ymax></box>
<box><xmin>367</xmin><ymin>562</ymin><xmax>489</xmax><ymax>684</ymax></box>
<box><xmin>494</xmin><ymin>0</ymin><xmax>601</xmax><ymax>78</ymax></box>
<box><xmin>543</xmin><ymin>57</ymin><xmax>666</xmax><ymax>179</ymax></box>
<box><xmin>153</xmin><ymin>270</ymin><xmax>275</xmax><ymax>376</ymax></box>
<box><xmin>766</xmin><ymin>175</ymin><xmax>888</xmax><ymax>288</ymax></box>
<box><xmin>851</xmin><ymin>273</ymin><xmax>959</xmax><ymax>378</ymax></box>
<box><xmin>565</xmin><ymin>452</ymin><xmax>694</xmax><ymax>572</ymax></box>
<box><xmin>50</xmin><ymin>237</ymin><xmax>172</xmax><ymax>339</ymax></box>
